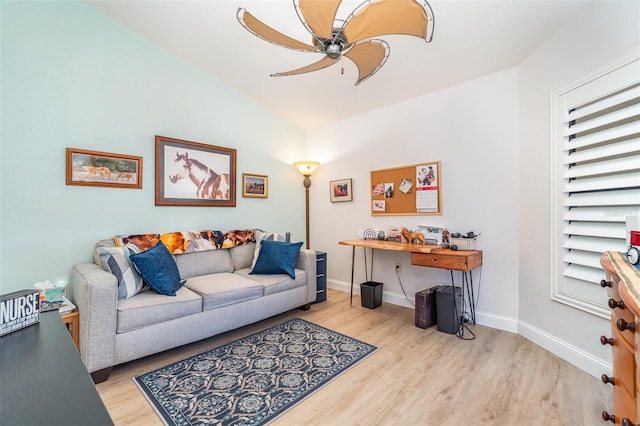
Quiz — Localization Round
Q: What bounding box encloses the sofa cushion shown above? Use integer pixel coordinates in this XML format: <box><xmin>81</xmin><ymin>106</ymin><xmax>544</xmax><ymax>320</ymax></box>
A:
<box><xmin>185</xmin><ymin>272</ymin><xmax>263</xmax><ymax>310</ymax></box>
<box><xmin>174</xmin><ymin>249</ymin><xmax>234</xmax><ymax>279</ymax></box>
<box><xmin>96</xmin><ymin>245</ymin><xmax>147</xmax><ymax>300</ymax></box>
<box><xmin>116</xmin><ymin>286</ymin><xmax>202</xmax><ymax>333</ymax></box>
<box><xmin>250</xmin><ymin>230</ymin><xmax>292</xmax><ymax>270</ymax></box>
<box><xmin>250</xmin><ymin>240</ymin><xmax>303</xmax><ymax>279</ymax></box>
<box><xmin>229</xmin><ymin>242</ymin><xmax>256</xmax><ymax>271</ymax></box>
<box><xmin>130</xmin><ymin>242</ymin><xmax>185</xmax><ymax>296</ymax></box>
<box><xmin>236</xmin><ymin>268</ymin><xmax>306</xmax><ymax>296</ymax></box>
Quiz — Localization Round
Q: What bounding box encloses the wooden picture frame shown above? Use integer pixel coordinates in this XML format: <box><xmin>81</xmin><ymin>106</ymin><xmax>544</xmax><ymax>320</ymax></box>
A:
<box><xmin>155</xmin><ymin>135</ymin><xmax>236</xmax><ymax>207</ymax></box>
<box><xmin>330</xmin><ymin>178</ymin><xmax>353</xmax><ymax>202</ymax></box>
<box><xmin>66</xmin><ymin>148</ymin><xmax>142</xmax><ymax>189</ymax></box>
<box><xmin>242</xmin><ymin>173</ymin><xmax>268</xmax><ymax>198</ymax></box>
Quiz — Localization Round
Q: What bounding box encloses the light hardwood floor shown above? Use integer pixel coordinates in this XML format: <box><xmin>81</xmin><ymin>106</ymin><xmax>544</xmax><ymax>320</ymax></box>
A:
<box><xmin>96</xmin><ymin>289</ymin><xmax>611</xmax><ymax>425</ymax></box>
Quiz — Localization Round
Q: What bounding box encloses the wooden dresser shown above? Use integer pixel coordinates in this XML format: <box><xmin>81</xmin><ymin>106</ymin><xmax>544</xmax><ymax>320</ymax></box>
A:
<box><xmin>601</xmin><ymin>251</ymin><xmax>640</xmax><ymax>425</ymax></box>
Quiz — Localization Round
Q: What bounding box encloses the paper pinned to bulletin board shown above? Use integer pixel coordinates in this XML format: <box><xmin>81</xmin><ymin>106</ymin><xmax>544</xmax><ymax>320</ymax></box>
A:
<box><xmin>370</xmin><ymin>161</ymin><xmax>442</xmax><ymax>216</ymax></box>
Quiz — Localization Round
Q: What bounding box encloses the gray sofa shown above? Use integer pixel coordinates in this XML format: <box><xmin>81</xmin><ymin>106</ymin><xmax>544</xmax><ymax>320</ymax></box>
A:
<box><xmin>70</xmin><ymin>239</ymin><xmax>317</xmax><ymax>383</ymax></box>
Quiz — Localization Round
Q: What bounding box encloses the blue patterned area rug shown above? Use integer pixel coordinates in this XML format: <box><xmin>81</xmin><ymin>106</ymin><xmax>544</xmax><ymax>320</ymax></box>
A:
<box><xmin>134</xmin><ymin>318</ymin><xmax>377</xmax><ymax>425</ymax></box>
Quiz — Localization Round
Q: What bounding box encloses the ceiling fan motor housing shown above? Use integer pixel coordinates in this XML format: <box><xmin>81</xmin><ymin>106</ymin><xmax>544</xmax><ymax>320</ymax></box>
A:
<box><xmin>325</xmin><ymin>43</ymin><xmax>342</xmax><ymax>59</ymax></box>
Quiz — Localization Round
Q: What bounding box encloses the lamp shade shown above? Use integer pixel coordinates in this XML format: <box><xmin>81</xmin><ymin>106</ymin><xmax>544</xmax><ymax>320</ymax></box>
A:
<box><xmin>294</xmin><ymin>161</ymin><xmax>320</xmax><ymax>176</ymax></box>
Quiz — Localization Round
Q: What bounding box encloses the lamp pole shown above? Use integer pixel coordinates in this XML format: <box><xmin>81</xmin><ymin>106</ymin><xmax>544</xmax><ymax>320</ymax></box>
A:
<box><xmin>294</xmin><ymin>161</ymin><xmax>319</xmax><ymax>250</ymax></box>
<box><xmin>303</xmin><ymin>174</ymin><xmax>312</xmax><ymax>249</ymax></box>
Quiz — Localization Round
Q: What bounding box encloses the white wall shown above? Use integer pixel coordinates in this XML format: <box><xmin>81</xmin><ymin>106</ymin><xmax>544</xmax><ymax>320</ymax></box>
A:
<box><xmin>0</xmin><ymin>2</ymin><xmax>307</xmax><ymax>293</ymax></box>
<box><xmin>307</xmin><ymin>68</ymin><xmax>521</xmax><ymax>331</ymax></box>
<box><xmin>517</xmin><ymin>1</ymin><xmax>640</xmax><ymax>375</ymax></box>
<box><xmin>307</xmin><ymin>1</ymin><xmax>640</xmax><ymax>377</ymax></box>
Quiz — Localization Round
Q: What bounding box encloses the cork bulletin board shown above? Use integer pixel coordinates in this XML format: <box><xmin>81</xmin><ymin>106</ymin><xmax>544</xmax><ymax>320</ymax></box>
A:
<box><xmin>370</xmin><ymin>161</ymin><xmax>441</xmax><ymax>216</ymax></box>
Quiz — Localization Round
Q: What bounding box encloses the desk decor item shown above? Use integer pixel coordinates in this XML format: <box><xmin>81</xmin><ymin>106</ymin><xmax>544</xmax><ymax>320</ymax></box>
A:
<box><xmin>242</xmin><ymin>173</ymin><xmax>268</xmax><ymax>198</ymax></box>
<box><xmin>134</xmin><ymin>318</ymin><xmax>377</xmax><ymax>426</ymax></box>
<box><xmin>155</xmin><ymin>135</ymin><xmax>236</xmax><ymax>207</ymax></box>
<box><xmin>0</xmin><ymin>289</ymin><xmax>40</xmax><ymax>337</ymax></box>
<box><xmin>66</xmin><ymin>148</ymin><xmax>142</xmax><ymax>189</ymax></box>
<box><xmin>400</xmin><ymin>227</ymin><xmax>426</xmax><ymax>244</ymax></box>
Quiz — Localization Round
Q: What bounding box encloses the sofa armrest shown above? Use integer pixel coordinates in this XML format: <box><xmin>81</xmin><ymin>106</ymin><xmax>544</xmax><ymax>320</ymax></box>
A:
<box><xmin>297</xmin><ymin>249</ymin><xmax>317</xmax><ymax>304</ymax></box>
<box><xmin>70</xmin><ymin>263</ymin><xmax>118</xmax><ymax>373</ymax></box>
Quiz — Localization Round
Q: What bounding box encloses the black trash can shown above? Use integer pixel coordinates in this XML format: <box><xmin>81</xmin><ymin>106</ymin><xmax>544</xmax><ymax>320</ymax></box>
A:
<box><xmin>360</xmin><ymin>281</ymin><xmax>383</xmax><ymax>309</ymax></box>
<box><xmin>436</xmin><ymin>286</ymin><xmax>461</xmax><ymax>334</ymax></box>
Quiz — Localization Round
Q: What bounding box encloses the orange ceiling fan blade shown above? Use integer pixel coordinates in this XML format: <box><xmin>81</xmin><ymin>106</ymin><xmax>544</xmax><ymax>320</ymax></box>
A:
<box><xmin>237</xmin><ymin>8</ymin><xmax>318</xmax><ymax>52</ymax></box>
<box><xmin>343</xmin><ymin>0</ymin><xmax>435</xmax><ymax>44</ymax></box>
<box><xmin>271</xmin><ymin>56</ymin><xmax>339</xmax><ymax>77</ymax></box>
<box><xmin>295</xmin><ymin>0</ymin><xmax>342</xmax><ymax>40</ymax></box>
<box><xmin>343</xmin><ymin>40</ymin><xmax>389</xmax><ymax>85</ymax></box>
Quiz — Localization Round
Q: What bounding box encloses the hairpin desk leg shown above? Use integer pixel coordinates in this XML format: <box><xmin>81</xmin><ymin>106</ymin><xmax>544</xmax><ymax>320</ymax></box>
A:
<box><xmin>350</xmin><ymin>246</ymin><xmax>355</xmax><ymax>307</ymax></box>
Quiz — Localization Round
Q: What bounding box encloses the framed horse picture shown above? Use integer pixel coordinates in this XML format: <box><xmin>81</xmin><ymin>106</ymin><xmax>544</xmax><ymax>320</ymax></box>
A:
<box><xmin>155</xmin><ymin>135</ymin><xmax>236</xmax><ymax>207</ymax></box>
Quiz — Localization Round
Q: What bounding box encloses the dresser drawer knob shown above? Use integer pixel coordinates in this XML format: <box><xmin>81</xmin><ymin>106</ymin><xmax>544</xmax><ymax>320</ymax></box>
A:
<box><xmin>608</xmin><ymin>298</ymin><xmax>625</xmax><ymax>310</ymax></box>
<box><xmin>600</xmin><ymin>335</ymin><xmax>614</xmax><ymax>346</ymax></box>
<box><xmin>601</xmin><ymin>374</ymin><xmax>615</xmax><ymax>385</ymax></box>
<box><xmin>617</xmin><ymin>318</ymin><xmax>635</xmax><ymax>332</ymax></box>
<box><xmin>600</xmin><ymin>279</ymin><xmax>612</xmax><ymax>288</ymax></box>
<box><xmin>602</xmin><ymin>411</ymin><xmax>616</xmax><ymax>423</ymax></box>
<box><xmin>622</xmin><ymin>418</ymin><xmax>637</xmax><ymax>426</ymax></box>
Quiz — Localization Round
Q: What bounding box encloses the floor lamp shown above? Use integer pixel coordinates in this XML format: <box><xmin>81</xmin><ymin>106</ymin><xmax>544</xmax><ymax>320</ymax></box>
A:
<box><xmin>294</xmin><ymin>161</ymin><xmax>319</xmax><ymax>249</ymax></box>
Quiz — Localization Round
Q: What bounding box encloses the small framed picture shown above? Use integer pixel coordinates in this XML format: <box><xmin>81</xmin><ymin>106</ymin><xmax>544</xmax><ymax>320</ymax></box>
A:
<box><xmin>66</xmin><ymin>148</ymin><xmax>142</xmax><ymax>189</ymax></box>
<box><xmin>330</xmin><ymin>178</ymin><xmax>353</xmax><ymax>202</ymax></box>
<box><xmin>242</xmin><ymin>173</ymin><xmax>268</xmax><ymax>198</ymax></box>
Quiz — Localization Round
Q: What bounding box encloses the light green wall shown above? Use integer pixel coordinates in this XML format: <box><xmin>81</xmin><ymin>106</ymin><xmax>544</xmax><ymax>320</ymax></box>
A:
<box><xmin>0</xmin><ymin>1</ymin><xmax>307</xmax><ymax>293</ymax></box>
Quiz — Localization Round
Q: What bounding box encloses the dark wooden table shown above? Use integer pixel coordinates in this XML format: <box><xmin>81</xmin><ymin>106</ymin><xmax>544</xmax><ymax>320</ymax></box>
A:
<box><xmin>0</xmin><ymin>310</ymin><xmax>113</xmax><ymax>425</ymax></box>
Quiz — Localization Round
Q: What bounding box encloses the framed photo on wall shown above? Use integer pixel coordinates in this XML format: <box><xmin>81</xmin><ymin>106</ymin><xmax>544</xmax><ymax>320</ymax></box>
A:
<box><xmin>242</xmin><ymin>173</ymin><xmax>268</xmax><ymax>198</ymax></box>
<box><xmin>330</xmin><ymin>178</ymin><xmax>353</xmax><ymax>202</ymax></box>
<box><xmin>155</xmin><ymin>135</ymin><xmax>236</xmax><ymax>207</ymax></box>
<box><xmin>66</xmin><ymin>148</ymin><xmax>142</xmax><ymax>189</ymax></box>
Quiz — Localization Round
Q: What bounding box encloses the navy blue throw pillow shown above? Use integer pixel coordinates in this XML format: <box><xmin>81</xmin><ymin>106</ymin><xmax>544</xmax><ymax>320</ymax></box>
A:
<box><xmin>130</xmin><ymin>242</ymin><xmax>185</xmax><ymax>296</ymax></box>
<box><xmin>250</xmin><ymin>240</ymin><xmax>303</xmax><ymax>279</ymax></box>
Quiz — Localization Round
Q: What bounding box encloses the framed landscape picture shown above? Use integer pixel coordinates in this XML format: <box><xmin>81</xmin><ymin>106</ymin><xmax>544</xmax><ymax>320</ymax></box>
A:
<box><xmin>66</xmin><ymin>148</ymin><xmax>142</xmax><ymax>189</ymax></box>
<box><xmin>330</xmin><ymin>178</ymin><xmax>353</xmax><ymax>202</ymax></box>
<box><xmin>155</xmin><ymin>135</ymin><xmax>236</xmax><ymax>207</ymax></box>
<box><xmin>242</xmin><ymin>173</ymin><xmax>268</xmax><ymax>198</ymax></box>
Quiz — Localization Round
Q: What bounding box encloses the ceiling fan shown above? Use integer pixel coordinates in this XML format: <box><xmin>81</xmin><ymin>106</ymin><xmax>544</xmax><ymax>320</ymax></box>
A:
<box><xmin>237</xmin><ymin>0</ymin><xmax>434</xmax><ymax>85</ymax></box>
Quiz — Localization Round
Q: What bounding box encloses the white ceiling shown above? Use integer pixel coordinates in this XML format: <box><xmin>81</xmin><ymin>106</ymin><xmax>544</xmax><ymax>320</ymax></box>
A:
<box><xmin>87</xmin><ymin>0</ymin><xmax>590</xmax><ymax>130</ymax></box>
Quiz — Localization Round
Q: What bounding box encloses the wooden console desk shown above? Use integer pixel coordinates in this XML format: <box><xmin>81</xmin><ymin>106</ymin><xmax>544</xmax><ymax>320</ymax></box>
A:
<box><xmin>339</xmin><ymin>239</ymin><xmax>483</xmax><ymax>322</ymax></box>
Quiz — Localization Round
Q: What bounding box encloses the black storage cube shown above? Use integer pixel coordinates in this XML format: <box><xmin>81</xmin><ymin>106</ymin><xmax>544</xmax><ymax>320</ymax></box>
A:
<box><xmin>360</xmin><ymin>281</ymin><xmax>383</xmax><ymax>309</ymax></box>
<box><xmin>436</xmin><ymin>286</ymin><xmax>462</xmax><ymax>334</ymax></box>
<box><xmin>415</xmin><ymin>286</ymin><xmax>441</xmax><ymax>329</ymax></box>
<box><xmin>313</xmin><ymin>251</ymin><xmax>327</xmax><ymax>304</ymax></box>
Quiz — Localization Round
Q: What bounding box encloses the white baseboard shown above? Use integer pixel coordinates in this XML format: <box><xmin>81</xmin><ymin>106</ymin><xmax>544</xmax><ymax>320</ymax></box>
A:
<box><xmin>327</xmin><ymin>279</ymin><xmax>611</xmax><ymax>379</ymax></box>
<box><xmin>518</xmin><ymin>320</ymin><xmax>611</xmax><ymax>379</ymax></box>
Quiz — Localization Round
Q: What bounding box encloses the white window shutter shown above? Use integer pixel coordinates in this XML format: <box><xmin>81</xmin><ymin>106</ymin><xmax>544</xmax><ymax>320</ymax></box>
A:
<box><xmin>552</xmin><ymin>48</ymin><xmax>640</xmax><ymax>318</ymax></box>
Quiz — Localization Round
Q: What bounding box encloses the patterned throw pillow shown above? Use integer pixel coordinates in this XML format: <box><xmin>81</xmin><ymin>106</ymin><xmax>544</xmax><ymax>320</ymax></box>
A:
<box><xmin>96</xmin><ymin>245</ymin><xmax>146</xmax><ymax>300</ymax></box>
<box><xmin>250</xmin><ymin>230</ymin><xmax>292</xmax><ymax>271</ymax></box>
